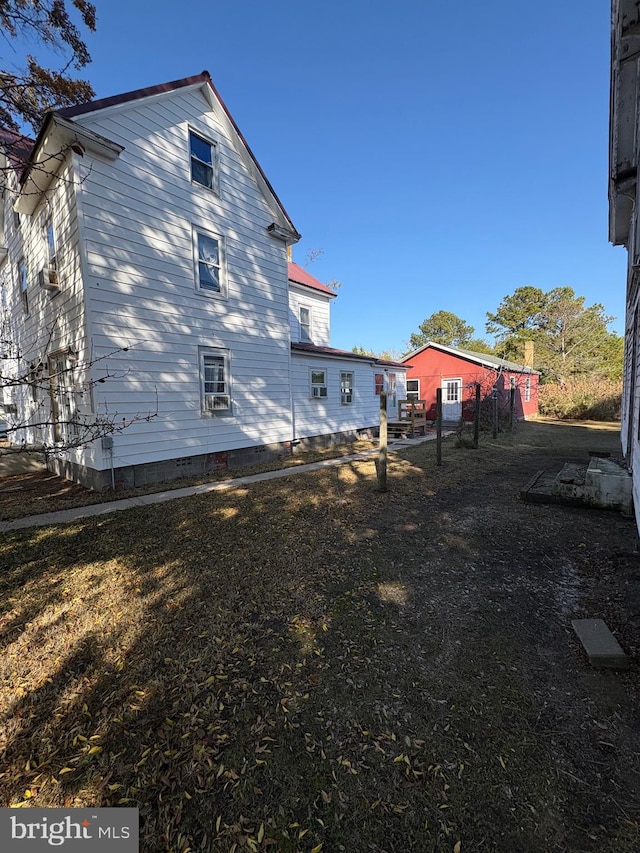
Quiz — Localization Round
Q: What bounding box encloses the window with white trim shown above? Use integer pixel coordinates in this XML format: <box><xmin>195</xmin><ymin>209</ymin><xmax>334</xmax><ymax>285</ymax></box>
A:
<box><xmin>525</xmin><ymin>376</ymin><xmax>531</xmax><ymax>403</ymax></box>
<box><xmin>18</xmin><ymin>259</ymin><xmax>28</xmax><ymax>315</ymax></box>
<box><xmin>49</xmin><ymin>351</ymin><xmax>80</xmax><ymax>441</ymax></box>
<box><xmin>44</xmin><ymin>216</ymin><xmax>57</xmax><ymax>273</ymax></box>
<box><xmin>299</xmin><ymin>305</ymin><xmax>312</xmax><ymax>343</ymax></box>
<box><xmin>311</xmin><ymin>369</ymin><xmax>327</xmax><ymax>398</ymax></box>
<box><xmin>388</xmin><ymin>372</ymin><xmax>397</xmax><ymax>406</ymax></box>
<box><xmin>195</xmin><ymin>229</ymin><xmax>224</xmax><ymax>295</ymax></box>
<box><xmin>406</xmin><ymin>379</ymin><xmax>420</xmax><ymax>400</ymax></box>
<box><xmin>201</xmin><ymin>349</ymin><xmax>231</xmax><ymax>412</ymax></box>
<box><xmin>189</xmin><ymin>130</ymin><xmax>216</xmax><ymax>190</ymax></box>
<box><xmin>340</xmin><ymin>371</ymin><xmax>353</xmax><ymax>404</ymax></box>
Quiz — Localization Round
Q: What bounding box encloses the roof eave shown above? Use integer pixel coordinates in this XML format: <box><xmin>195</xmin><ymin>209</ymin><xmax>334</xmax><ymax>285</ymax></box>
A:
<box><xmin>15</xmin><ymin>114</ymin><xmax>123</xmax><ymax>214</ymax></box>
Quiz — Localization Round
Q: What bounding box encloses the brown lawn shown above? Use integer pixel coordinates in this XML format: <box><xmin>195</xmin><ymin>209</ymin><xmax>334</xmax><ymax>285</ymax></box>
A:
<box><xmin>0</xmin><ymin>420</ymin><xmax>638</xmax><ymax>852</ymax></box>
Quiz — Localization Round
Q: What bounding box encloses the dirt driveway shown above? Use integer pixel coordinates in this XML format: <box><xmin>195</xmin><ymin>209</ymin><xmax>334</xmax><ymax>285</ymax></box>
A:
<box><xmin>0</xmin><ymin>419</ymin><xmax>639</xmax><ymax>852</ymax></box>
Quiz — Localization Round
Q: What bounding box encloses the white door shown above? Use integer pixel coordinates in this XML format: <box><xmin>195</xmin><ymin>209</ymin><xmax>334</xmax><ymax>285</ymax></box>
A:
<box><xmin>442</xmin><ymin>379</ymin><xmax>462</xmax><ymax>421</ymax></box>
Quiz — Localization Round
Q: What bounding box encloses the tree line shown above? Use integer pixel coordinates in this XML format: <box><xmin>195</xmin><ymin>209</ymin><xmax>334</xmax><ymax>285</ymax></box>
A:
<box><xmin>355</xmin><ymin>286</ymin><xmax>623</xmax><ymax>387</ymax></box>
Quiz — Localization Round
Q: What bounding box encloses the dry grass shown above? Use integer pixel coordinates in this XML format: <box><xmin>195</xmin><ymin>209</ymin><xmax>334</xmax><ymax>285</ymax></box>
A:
<box><xmin>1</xmin><ymin>421</ymin><xmax>639</xmax><ymax>852</ymax></box>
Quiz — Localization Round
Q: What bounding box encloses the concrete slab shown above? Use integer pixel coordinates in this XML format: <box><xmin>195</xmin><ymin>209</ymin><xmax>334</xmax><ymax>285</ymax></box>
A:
<box><xmin>571</xmin><ymin>619</ymin><xmax>628</xmax><ymax>669</ymax></box>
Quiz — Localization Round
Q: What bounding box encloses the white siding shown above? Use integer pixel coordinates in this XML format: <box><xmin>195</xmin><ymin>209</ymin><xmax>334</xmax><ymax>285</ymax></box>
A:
<box><xmin>288</xmin><ymin>283</ymin><xmax>332</xmax><ymax>346</ymax></box>
<box><xmin>1</xmin><ymin>153</ymin><xmax>90</xmax><ymax>464</ymax></box>
<box><xmin>66</xmin><ymin>87</ymin><xmax>294</xmax><ymax>470</ymax></box>
<box><xmin>291</xmin><ymin>353</ymin><xmax>407</xmax><ymax>439</ymax></box>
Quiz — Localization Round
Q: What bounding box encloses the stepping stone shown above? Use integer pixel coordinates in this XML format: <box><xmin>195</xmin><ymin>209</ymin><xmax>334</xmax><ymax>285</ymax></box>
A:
<box><xmin>571</xmin><ymin>619</ymin><xmax>628</xmax><ymax>669</ymax></box>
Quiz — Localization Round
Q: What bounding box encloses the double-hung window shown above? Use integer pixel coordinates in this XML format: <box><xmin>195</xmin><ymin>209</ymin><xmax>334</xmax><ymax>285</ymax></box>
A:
<box><xmin>18</xmin><ymin>260</ymin><xmax>28</xmax><ymax>315</ymax></box>
<box><xmin>201</xmin><ymin>349</ymin><xmax>231</xmax><ymax>412</ymax></box>
<box><xmin>299</xmin><ymin>305</ymin><xmax>312</xmax><ymax>343</ymax></box>
<box><xmin>189</xmin><ymin>130</ymin><xmax>215</xmax><ymax>190</ymax></box>
<box><xmin>49</xmin><ymin>352</ymin><xmax>80</xmax><ymax>441</ymax></box>
<box><xmin>340</xmin><ymin>371</ymin><xmax>353</xmax><ymax>405</ymax></box>
<box><xmin>311</xmin><ymin>370</ymin><xmax>327</xmax><ymax>398</ymax></box>
<box><xmin>406</xmin><ymin>379</ymin><xmax>420</xmax><ymax>401</ymax></box>
<box><xmin>195</xmin><ymin>229</ymin><xmax>224</xmax><ymax>295</ymax></box>
<box><xmin>44</xmin><ymin>217</ymin><xmax>56</xmax><ymax>269</ymax></box>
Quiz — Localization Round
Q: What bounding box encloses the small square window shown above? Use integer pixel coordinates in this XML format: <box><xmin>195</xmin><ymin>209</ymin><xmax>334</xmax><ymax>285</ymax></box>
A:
<box><xmin>311</xmin><ymin>370</ymin><xmax>327</xmax><ymax>398</ymax></box>
<box><xmin>190</xmin><ymin>131</ymin><xmax>215</xmax><ymax>189</ymax></box>
<box><xmin>340</xmin><ymin>371</ymin><xmax>353</xmax><ymax>405</ymax></box>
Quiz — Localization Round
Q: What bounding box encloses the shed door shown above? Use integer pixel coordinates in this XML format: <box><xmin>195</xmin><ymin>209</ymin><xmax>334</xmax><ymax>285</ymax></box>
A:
<box><xmin>442</xmin><ymin>378</ymin><xmax>462</xmax><ymax>421</ymax></box>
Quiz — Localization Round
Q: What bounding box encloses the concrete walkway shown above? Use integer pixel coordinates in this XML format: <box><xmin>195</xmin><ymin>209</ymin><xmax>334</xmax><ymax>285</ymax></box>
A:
<box><xmin>1</xmin><ymin>432</ymin><xmax>449</xmax><ymax>533</ymax></box>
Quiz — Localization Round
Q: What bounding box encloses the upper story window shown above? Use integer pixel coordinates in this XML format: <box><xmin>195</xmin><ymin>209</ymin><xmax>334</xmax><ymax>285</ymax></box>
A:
<box><xmin>44</xmin><ymin>217</ymin><xmax>56</xmax><ymax>272</ymax></box>
<box><xmin>189</xmin><ymin>130</ymin><xmax>216</xmax><ymax>190</ymax></box>
<box><xmin>18</xmin><ymin>259</ymin><xmax>28</xmax><ymax>315</ymax></box>
<box><xmin>195</xmin><ymin>229</ymin><xmax>224</xmax><ymax>296</ymax></box>
<box><xmin>299</xmin><ymin>305</ymin><xmax>312</xmax><ymax>343</ymax></box>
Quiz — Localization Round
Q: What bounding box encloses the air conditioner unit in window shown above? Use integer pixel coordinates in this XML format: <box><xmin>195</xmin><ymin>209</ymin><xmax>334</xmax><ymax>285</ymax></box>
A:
<box><xmin>38</xmin><ymin>267</ymin><xmax>59</xmax><ymax>292</ymax></box>
<box><xmin>205</xmin><ymin>394</ymin><xmax>230</xmax><ymax>411</ymax></box>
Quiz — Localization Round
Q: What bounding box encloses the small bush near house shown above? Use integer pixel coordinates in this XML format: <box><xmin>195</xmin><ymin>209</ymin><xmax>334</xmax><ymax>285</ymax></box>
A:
<box><xmin>538</xmin><ymin>377</ymin><xmax>622</xmax><ymax>421</ymax></box>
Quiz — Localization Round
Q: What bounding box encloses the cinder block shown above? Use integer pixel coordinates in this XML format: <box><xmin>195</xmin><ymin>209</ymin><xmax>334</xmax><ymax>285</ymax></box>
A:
<box><xmin>572</xmin><ymin>619</ymin><xmax>628</xmax><ymax>669</ymax></box>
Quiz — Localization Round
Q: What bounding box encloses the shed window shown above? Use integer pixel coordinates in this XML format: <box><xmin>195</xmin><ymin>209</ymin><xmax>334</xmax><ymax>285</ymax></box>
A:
<box><xmin>374</xmin><ymin>373</ymin><xmax>384</xmax><ymax>395</ymax></box>
<box><xmin>525</xmin><ymin>376</ymin><xmax>531</xmax><ymax>403</ymax></box>
<box><xmin>406</xmin><ymin>379</ymin><xmax>420</xmax><ymax>400</ymax></box>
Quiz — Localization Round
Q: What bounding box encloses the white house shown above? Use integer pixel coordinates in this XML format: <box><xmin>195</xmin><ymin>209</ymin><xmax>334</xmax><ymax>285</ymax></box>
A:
<box><xmin>610</xmin><ymin>0</ymin><xmax>640</xmax><ymax>530</ymax></box>
<box><xmin>0</xmin><ymin>72</ymin><xmax>406</xmax><ymax>489</ymax></box>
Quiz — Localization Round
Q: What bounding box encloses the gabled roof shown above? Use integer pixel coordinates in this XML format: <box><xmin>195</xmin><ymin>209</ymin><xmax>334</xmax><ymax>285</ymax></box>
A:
<box><xmin>0</xmin><ymin>128</ymin><xmax>35</xmax><ymax>173</ymax></box>
<box><xmin>288</xmin><ymin>262</ymin><xmax>336</xmax><ymax>297</ymax></box>
<box><xmin>292</xmin><ymin>342</ymin><xmax>407</xmax><ymax>369</ymax></box>
<box><xmin>14</xmin><ymin>72</ymin><xmax>300</xmax><ymax>238</ymax></box>
<box><xmin>402</xmin><ymin>341</ymin><xmax>539</xmax><ymax>374</ymax></box>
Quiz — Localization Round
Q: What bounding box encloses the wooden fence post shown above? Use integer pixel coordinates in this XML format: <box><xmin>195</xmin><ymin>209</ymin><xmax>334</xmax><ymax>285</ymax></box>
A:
<box><xmin>510</xmin><ymin>385</ymin><xmax>515</xmax><ymax>430</ymax></box>
<box><xmin>473</xmin><ymin>383</ymin><xmax>480</xmax><ymax>449</ymax></box>
<box><xmin>436</xmin><ymin>387</ymin><xmax>442</xmax><ymax>466</ymax></box>
<box><xmin>377</xmin><ymin>390</ymin><xmax>387</xmax><ymax>492</ymax></box>
<box><xmin>492</xmin><ymin>387</ymin><xmax>498</xmax><ymax>439</ymax></box>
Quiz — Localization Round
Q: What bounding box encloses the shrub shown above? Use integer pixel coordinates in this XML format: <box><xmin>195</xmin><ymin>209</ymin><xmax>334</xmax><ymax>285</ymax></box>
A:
<box><xmin>538</xmin><ymin>377</ymin><xmax>622</xmax><ymax>421</ymax></box>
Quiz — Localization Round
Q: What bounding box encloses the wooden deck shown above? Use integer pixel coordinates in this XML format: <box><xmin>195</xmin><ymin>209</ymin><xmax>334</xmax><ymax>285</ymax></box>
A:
<box><xmin>387</xmin><ymin>399</ymin><xmax>429</xmax><ymax>438</ymax></box>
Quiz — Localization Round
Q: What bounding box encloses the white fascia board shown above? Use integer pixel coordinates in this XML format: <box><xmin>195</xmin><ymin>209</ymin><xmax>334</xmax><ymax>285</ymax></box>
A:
<box><xmin>15</xmin><ymin>116</ymin><xmax>123</xmax><ymax>214</ymax></box>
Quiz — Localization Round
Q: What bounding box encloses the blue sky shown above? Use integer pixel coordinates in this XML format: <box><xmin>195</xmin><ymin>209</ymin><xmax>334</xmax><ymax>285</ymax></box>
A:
<box><xmin>14</xmin><ymin>0</ymin><xmax>627</xmax><ymax>354</ymax></box>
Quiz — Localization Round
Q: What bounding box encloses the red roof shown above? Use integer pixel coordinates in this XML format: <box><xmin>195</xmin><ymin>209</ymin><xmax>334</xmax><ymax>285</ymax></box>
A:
<box><xmin>288</xmin><ymin>262</ymin><xmax>336</xmax><ymax>297</ymax></box>
<box><xmin>291</xmin><ymin>342</ymin><xmax>406</xmax><ymax>369</ymax></box>
<box><xmin>0</xmin><ymin>127</ymin><xmax>34</xmax><ymax>172</ymax></box>
<box><xmin>56</xmin><ymin>72</ymin><xmax>213</xmax><ymax>118</ymax></box>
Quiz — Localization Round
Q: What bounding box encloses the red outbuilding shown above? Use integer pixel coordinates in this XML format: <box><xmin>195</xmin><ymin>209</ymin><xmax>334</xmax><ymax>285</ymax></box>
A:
<box><xmin>401</xmin><ymin>342</ymin><xmax>539</xmax><ymax>423</ymax></box>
